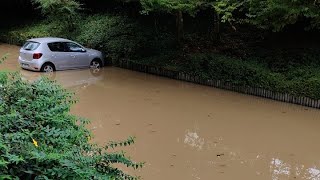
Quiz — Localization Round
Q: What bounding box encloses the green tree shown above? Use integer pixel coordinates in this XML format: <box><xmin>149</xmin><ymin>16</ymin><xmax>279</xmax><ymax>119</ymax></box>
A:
<box><xmin>31</xmin><ymin>0</ymin><xmax>81</xmax><ymax>31</ymax></box>
<box><xmin>140</xmin><ymin>0</ymin><xmax>199</xmax><ymax>43</ymax></box>
<box><xmin>139</xmin><ymin>0</ymin><xmax>244</xmax><ymax>42</ymax></box>
<box><xmin>245</xmin><ymin>0</ymin><xmax>320</xmax><ymax>31</ymax></box>
<box><xmin>200</xmin><ymin>0</ymin><xmax>244</xmax><ymax>40</ymax></box>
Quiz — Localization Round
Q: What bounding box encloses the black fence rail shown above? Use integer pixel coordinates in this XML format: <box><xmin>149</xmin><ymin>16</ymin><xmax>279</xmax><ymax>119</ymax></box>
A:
<box><xmin>116</xmin><ymin>60</ymin><xmax>320</xmax><ymax>109</ymax></box>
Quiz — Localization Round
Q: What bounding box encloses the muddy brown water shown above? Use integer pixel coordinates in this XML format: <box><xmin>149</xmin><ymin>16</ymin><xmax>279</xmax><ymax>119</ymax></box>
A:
<box><xmin>1</xmin><ymin>44</ymin><xmax>320</xmax><ymax>180</ymax></box>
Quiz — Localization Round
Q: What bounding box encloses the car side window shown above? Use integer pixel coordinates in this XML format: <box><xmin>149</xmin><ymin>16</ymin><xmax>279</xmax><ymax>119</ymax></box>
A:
<box><xmin>65</xmin><ymin>42</ymin><xmax>85</xmax><ymax>52</ymax></box>
<box><xmin>47</xmin><ymin>42</ymin><xmax>66</xmax><ymax>52</ymax></box>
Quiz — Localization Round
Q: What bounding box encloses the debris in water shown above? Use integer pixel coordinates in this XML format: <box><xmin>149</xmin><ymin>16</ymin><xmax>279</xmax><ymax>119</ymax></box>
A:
<box><xmin>115</xmin><ymin>120</ymin><xmax>121</xmax><ymax>125</ymax></box>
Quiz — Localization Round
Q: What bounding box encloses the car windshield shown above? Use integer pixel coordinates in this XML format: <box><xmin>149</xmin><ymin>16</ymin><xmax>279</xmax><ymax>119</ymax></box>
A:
<box><xmin>22</xmin><ymin>41</ymin><xmax>40</xmax><ymax>51</ymax></box>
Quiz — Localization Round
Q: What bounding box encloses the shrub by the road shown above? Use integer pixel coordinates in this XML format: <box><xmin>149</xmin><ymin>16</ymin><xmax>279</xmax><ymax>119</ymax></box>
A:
<box><xmin>135</xmin><ymin>53</ymin><xmax>320</xmax><ymax>99</ymax></box>
<box><xmin>0</xmin><ymin>56</ymin><xmax>143</xmax><ymax>179</ymax></box>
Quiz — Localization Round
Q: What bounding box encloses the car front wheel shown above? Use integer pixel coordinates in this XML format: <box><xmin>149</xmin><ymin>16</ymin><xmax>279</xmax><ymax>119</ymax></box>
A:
<box><xmin>90</xmin><ymin>59</ymin><xmax>102</xmax><ymax>69</ymax></box>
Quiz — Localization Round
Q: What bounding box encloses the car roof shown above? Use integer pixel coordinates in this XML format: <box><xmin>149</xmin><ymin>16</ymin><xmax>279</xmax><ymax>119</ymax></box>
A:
<box><xmin>27</xmin><ymin>37</ymin><xmax>73</xmax><ymax>43</ymax></box>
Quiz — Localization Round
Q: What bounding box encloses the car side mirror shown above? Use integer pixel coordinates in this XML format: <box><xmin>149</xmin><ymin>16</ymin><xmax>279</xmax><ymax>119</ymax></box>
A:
<box><xmin>81</xmin><ymin>48</ymin><xmax>86</xmax><ymax>52</ymax></box>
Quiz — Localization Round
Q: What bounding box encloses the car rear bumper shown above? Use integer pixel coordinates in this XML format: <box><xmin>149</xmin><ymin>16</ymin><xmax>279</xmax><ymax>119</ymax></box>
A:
<box><xmin>18</xmin><ymin>57</ymin><xmax>41</xmax><ymax>71</ymax></box>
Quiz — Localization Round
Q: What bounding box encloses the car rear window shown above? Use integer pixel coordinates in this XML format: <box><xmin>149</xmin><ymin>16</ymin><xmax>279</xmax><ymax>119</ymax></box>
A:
<box><xmin>22</xmin><ymin>41</ymin><xmax>40</xmax><ymax>51</ymax></box>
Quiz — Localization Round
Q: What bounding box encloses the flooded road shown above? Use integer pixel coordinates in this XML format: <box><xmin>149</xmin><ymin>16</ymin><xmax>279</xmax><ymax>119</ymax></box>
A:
<box><xmin>1</xmin><ymin>44</ymin><xmax>320</xmax><ymax>180</ymax></box>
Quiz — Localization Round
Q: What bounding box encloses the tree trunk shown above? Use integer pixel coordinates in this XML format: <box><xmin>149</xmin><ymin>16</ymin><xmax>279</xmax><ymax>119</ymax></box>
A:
<box><xmin>176</xmin><ymin>10</ymin><xmax>184</xmax><ymax>44</ymax></box>
<box><xmin>211</xmin><ymin>10</ymin><xmax>221</xmax><ymax>42</ymax></box>
<box><xmin>154</xmin><ymin>14</ymin><xmax>158</xmax><ymax>34</ymax></box>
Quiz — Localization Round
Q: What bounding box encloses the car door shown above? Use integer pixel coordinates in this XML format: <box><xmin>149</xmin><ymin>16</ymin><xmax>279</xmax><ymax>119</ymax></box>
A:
<box><xmin>64</xmin><ymin>42</ymin><xmax>89</xmax><ymax>68</ymax></box>
<box><xmin>47</xmin><ymin>42</ymin><xmax>72</xmax><ymax>69</ymax></box>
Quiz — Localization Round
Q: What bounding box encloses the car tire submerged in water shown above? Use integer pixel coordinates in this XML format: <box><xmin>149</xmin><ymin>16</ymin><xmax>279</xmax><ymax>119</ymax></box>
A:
<box><xmin>90</xmin><ymin>59</ymin><xmax>102</xmax><ymax>69</ymax></box>
<box><xmin>90</xmin><ymin>59</ymin><xmax>103</xmax><ymax>77</ymax></box>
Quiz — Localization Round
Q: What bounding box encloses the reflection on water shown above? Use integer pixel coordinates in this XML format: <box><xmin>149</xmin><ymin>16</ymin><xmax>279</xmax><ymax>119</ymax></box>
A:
<box><xmin>2</xmin><ymin>44</ymin><xmax>320</xmax><ymax>180</ymax></box>
<box><xmin>184</xmin><ymin>130</ymin><xmax>205</xmax><ymax>150</ymax></box>
<box><xmin>307</xmin><ymin>167</ymin><xmax>320</xmax><ymax>179</ymax></box>
<box><xmin>270</xmin><ymin>158</ymin><xmax>291</xmax><ymax>180</ymax></box>
<box><xmin>270</xmin><ymin>158</ymin><xmax>320</xmax><ymax>180</ymax></box>
<box><xmin>19</xmin><ymin>68</ymin><xmax>105</xmax><ymax>91</ymax></box>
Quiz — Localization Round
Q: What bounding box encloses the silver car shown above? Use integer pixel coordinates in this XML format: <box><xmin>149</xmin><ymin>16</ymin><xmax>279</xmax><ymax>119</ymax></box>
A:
<box><xmin>18</xmin><ymin>37</ymin><xmax>105</xmax><ymax>72</ymax></box>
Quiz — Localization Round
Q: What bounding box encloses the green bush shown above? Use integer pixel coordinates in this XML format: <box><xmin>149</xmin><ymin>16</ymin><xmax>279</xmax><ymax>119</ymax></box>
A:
<box><xmin>0</xmin><ymin>21</ymin><xmax>61</xmax><ymax>46</ymax></box>
<box><xmin>75</xmin><ymin>14</ymin><xmax>149</xmax><ymax>61</ymax></box>
<box><xmin>0</xmin><ymin>64</ymin><xmax>143</xmax><ymax>179</ymax></box>
<box><xmin>0</xmin><ymin>55</ymin><xmax>8</xmax><ymax>83</ymax></box>
<box><xmin>134</xmin><ymin>52</ymin><xmax>320</xmax><ymax>99</ymax></box>
<box><xmin>0</xmin><ymin>14</ymin><xmax>152</xmax><ymax>62</ymax></box>
<box><xmin>187</xmin><ymin>53</ymin><xmax>320</xmax><ymax>99</ymax></box>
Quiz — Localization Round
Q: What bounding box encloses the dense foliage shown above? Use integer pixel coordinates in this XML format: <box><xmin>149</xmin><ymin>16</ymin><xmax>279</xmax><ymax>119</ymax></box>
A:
<box><xmin>132</xmin><ymin>52</ymin><xmax>320</xmax><ymax>99</ymax></box>
<box><xmin>245</xmin><ymin>0</ymin><xmax>320</xmax><ymax>31</ymax></box>
<box><xmin>0</xmin><ymin>59</ymin><xmax>143</xmax><ymax>179</ymax></box>
<box><xmin>31</xmin><ymin>0</ymin><xmax>81</xmax><ymax>31</ymax></box>
<box><xmin>0</xmin><ymin>14</ymin><xmax>141</xmax><ymax>60</ymax></box>
<box><xmin>183</xmin><ymin>54</ymin><xmax>320</xmax><ymax>99</ymax></box>
<box><xmin>75</xmin><ymin>14</ymin><xmax>149</xmax><ymax>61</ymax></box>
<box><xmin>1</xmin><ymin>0</ymin><xmax>320</xmax><ymax>32</ymax></box>
<box><xmin>139</xmin><ymin>0</ymin><xmax>320</xmax><ymax>32</ymax></box>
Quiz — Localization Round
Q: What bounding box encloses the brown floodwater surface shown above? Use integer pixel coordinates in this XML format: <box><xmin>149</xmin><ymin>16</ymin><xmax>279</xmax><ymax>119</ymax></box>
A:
<box><xmin>1</xmin><ymin>44</ymin><xmax>320</xmax><ymax>180</ymax></box>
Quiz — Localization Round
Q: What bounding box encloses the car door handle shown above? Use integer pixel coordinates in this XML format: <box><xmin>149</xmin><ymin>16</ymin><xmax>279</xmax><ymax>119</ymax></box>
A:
<box><xmin>71</xmin><ymin>55</ymin><xmax>75</xmax><ymax>58</ymax></box>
